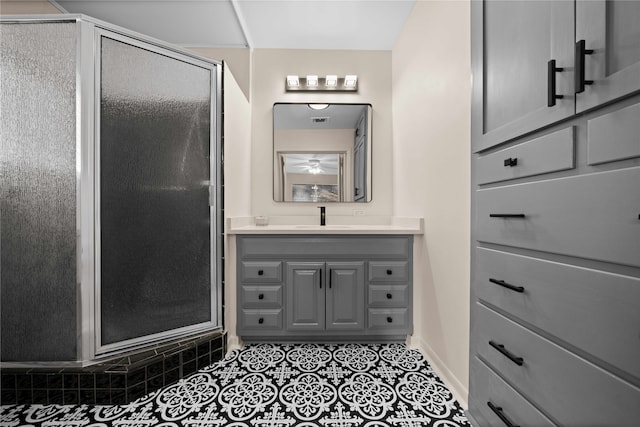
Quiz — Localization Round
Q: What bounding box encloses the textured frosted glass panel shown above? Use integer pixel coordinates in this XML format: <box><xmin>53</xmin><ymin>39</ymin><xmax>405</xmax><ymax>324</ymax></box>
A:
<box><xmin>606</xmin><ymin>1</ymin><xmax>640</xmax><ymax>76</ymax></box>
<box><xmin>0</xmin><ymin>23</ymin><xmax>77</xmax><ymax>361</ymax></box>
<box><xmin>100</xmin><ymin>36</ymin><xmax>212</xmax><ymax>346</ymax></box>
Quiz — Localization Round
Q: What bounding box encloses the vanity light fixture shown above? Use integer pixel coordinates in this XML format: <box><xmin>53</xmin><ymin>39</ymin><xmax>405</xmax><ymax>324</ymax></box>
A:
<box><xmin>285</xmin><ymin>74</ymin><xmax>358</xmax><ymax>92</ymax></box>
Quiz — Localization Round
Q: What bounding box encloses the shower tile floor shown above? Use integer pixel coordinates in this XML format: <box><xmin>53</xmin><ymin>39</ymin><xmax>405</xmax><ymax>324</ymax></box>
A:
<box><xmin>0</xmin><ymin>343</ymin><xmax>470</xmax><ymax>426</ymax></box>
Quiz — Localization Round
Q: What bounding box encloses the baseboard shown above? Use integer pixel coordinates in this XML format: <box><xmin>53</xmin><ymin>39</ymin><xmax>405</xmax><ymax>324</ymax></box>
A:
<box><xmin>407</xmin><ymin>335</ymin><xmax>468</xmax><ymax>409</ymax></box>
<box><xmin>226</xmin><ymin>334</ymin><xmax>242</xmax><ymax>354</ymax></box>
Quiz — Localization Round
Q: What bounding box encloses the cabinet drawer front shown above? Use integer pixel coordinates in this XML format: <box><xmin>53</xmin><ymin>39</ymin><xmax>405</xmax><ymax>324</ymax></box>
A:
<box><xmin>476</xmin><ymin>167</ymin><xmax>640</xmax><ymax>267</ymax></box>
<box><xmin>240</xmin><ymin>261</ymin><xmax>282</xmax><ymax>282</ymax></box>
<box><xmin>368</xmin><ymin>285</ymin><xmax>409</xmax><ymax>306</ymax></box>
<box><xmin>368</xmin><ymin>261</ymin><xmax>409</xmax><ymax>282</ymax></box>
<box><xmin>240</xmin><ymin>309</ymin><xmax>282</xmax><ymax>330</ymax></box>
<box><xmin>240</xmin><ymin>286</ymin><xmax>282</xmax><ymax>307</ymax></box>
<box><xmin>588</xmin><ymin>101</ymin><xmax>640</xmax><ymax>165</ymax></box>
<box><xmin>475</xmin><ymin>248</ymin><xmax>640</xmax><ymax>379</ymax></box>
<box><xmin>368</xmin><ymin>308</ymin><xmax>409</xmax><ymax>330</ymax></box>
<box><xmin>473</xmin><ymin>303</ymin><xmax>640</xmax><ymax>426</ymax></box>
<box><xmin>477</xmin><ymin>127</ymin><xmax>574</xmax><ymax>185</ymax></box>
<box><xmin>469</xmin><ymin>357</ymin><xmax>556</xmax><ymax>427</ymax></box>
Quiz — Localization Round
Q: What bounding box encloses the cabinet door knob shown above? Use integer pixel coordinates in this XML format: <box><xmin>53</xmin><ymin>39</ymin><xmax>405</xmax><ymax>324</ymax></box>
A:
<box><xmin>258</xmin><ymin>317</ymin><xmax>264</xmax><ymax>324</ymax></box>
<box><xmin>386</xmin><ymin>269</ymin><xmax>393</xmax><ymax>275</ymax></box>
<box><xmin>258</xmin><ymin>293</ymin><xmax>264</xmax><ymax>300</ymax></box>
<box><xmin>387</xmin><ymin>316</ymin><xmax>393</xmax><ymax>323</ymax></box>
<box><xmin>489</xmin><ymin>340</ymin><xmax>524</xmax><ymax>366</ymax></box>
<box><xmin>386</xmin><ymin>293</ymin><xmax>393</xmax><ymax>299</ymax></box>
<box><xmin>575</xmin><ymin>40</ymin><xmax>594</xmax><ymax>93</ymax></box>
<box><xmin>487</xmin><ymin>402</ymin><xmax>519</xmax><ymax>427</ymax></box>
<box><xmin>503</xmin><ymin>157</ymin><xmax>518</xmax><ymax>167</ymax></box>
<box><xmin>258</xmin><ymin>269</ymin><xmax>264</xmax><ymax>276</ymax></box>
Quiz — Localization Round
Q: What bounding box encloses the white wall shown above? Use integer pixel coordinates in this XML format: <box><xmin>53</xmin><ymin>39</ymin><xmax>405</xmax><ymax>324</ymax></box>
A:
<box><xmin>392</xmin><ymin>0</ymin><xmax>471</xmax><ymax>407</ymax></box>
<box><xmin>250</xmin><ymin>49</ymin><xmax>393</xmax><ymax>217</ymax></box>
<box><xmin>0</xmin><ymin>1</ymin><xmax>61</xmax><ymax>14</ymax></box>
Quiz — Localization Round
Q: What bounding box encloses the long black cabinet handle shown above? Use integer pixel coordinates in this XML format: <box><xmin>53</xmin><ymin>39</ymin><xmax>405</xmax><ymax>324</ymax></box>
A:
<box><xmin>489</xmin><ymin>340</ymin><xmax>524</xmax><ymax>366</ymax></box>
<box><xmin>547</xmin><ymin>59</ymin><xmax>564</xmax><ymax>107</ymax></box>
<box><xmin>329</xmin><ymin>269</ymin><xmax>332</xmax><ymax>288</ymax></box>
<box><xmin>489</xmin><ymin>214</ymin><xmax>526</xmax><ymax>218</ymax></box>
<box><xmin>487</xmin><ymin>402</ymin><xmax>520</xmax><ymax>427</ymax></box>
<box><xmin>489</xmin><ymin>278</ymin><xmax>525</xmax><ymax>293</ymax></box>
<box><xmin>319</xmin><ymin>269</ymin><xmax>322</xmax><ymax>289</ymax></box>
<box><xmin>575</xmin><ymin>40</ymin><xmax>594</xmax><ymax>93</ymax></box>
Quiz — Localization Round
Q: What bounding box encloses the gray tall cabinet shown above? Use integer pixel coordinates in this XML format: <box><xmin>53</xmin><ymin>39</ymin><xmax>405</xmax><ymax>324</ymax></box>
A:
<box><xmin>469</xmin><ymin>1</ymin><xmax>640</xmax><ymax>426</ymax></box>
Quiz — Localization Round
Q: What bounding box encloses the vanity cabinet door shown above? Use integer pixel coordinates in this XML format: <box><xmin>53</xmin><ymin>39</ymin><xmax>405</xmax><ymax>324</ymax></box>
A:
<box><xmin>576</xmin><ymin>0</ymin><xmax>640</xmax><ymax>112</ymax></box>
<box><xmin>285</xmin><ymin>262</ymin><xmax>325</xmax><ymax>331</ymax></box>
<box><xmin>473</xmin><ymin>0</ymin><xmax>574</xmax><ymax>152</ymax></box>
<box><xmin>326</xmin><ymin>262</ymin><xmax>365</xmax><ymax>330</ymax></box>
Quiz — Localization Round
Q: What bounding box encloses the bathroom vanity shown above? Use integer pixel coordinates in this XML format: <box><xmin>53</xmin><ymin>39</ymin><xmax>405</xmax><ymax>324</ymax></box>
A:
<box><xmin>232</xmin><ymin>220</ymin><xmax>421</xmax><ymax>341</ymax></box>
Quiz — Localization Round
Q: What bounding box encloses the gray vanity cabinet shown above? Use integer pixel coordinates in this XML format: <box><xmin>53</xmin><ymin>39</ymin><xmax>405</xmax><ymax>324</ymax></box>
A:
<box><xmin>469</xmin><ymin>2</ymin><xmax>640</xmax><ymax>426</ymax></box>
<box><xmin>237</xmin><ymin>235</ymin><xmax>412</xmax><ymax>340</ymax></box>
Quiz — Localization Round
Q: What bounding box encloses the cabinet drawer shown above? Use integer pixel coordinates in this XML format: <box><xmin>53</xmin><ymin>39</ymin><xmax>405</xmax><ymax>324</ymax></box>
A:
<box><xmin>240</xmin><ymin>309</ymin><xmax>282</xmax><ymax>330</ymax></box>
<box><xmin>240</xmin><ymin>261</ymin><xmax>282</xmax><ymax>282</ymax></box>
<box><xmin>368</xmin><ymin>285</ymin><xmax>409</xmax><ymax>306</ymax></box>
<box><xmin>588</xmin><ymin>101</ymin><xmax>640</xmax><ymax>165</ymax></box>
<box><xmin>473</xmin><ymin>303</ymin><xmax>640</xmax><ymax>427</ymax></box>
<box><xmin>469</xmin><ymin>356</ymin><xmax>555</xmax><ymax>427</ymax></box>
<box><xmin>476</xmin><ymin>167</ymin><xmax>640</xmax><ymax>267</ymax></box>
<box><xmin>368</xmin><ymin>308</ymin><xmax>409</xmax><ymax>330</ymax></box>
<box><xmin>475</xmin><ymin>248</ymin><xmax>640</xmax><ymax>379</ymax></box>
<box><xmin>477</xmin><ymin>127</ymin><xmax>574</xmax><ymax>185</ymax></box>
<box><xmin>368</xmin><ymin>261</ymin><xmax>409</xmax><ymax>282</ymax></box>
<box><xmin>240</xmin><ymin>286</ymin><xmax>282</xmax><ymax>308</ymax></box>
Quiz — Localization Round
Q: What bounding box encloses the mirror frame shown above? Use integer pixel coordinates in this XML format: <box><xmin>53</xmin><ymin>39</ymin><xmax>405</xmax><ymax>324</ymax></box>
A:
<box><xmin>272</xmin><ymin>102</ymin><xmax>372</xmax><ymax>203</ymax></box>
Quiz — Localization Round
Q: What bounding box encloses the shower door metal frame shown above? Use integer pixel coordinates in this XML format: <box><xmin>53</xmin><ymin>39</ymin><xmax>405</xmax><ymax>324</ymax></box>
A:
<box><xmin>91</xmin><ymin>26</ymin><xmax>222</xmax><ymax>358</ymax></box>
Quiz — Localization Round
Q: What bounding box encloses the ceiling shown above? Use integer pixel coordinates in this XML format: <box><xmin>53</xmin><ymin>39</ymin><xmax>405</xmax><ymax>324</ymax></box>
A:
<box><xmin>55</xmin><ymin>0</ymin><xmax>416</xmax><ymax>50</ymax></box>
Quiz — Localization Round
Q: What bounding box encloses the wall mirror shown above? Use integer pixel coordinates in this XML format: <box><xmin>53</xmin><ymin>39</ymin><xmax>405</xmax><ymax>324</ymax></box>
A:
<box><xmin>273</xmin><ymin>103</ymin><xmax>372</xmax><ymax>202</ymax></box>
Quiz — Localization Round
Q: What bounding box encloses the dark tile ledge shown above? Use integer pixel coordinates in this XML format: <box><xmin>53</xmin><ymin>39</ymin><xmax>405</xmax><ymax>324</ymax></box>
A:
<box><xmin>0</xmin><ymin>330</ymin><xmax>226</xmax><ymax>405</ymax></box>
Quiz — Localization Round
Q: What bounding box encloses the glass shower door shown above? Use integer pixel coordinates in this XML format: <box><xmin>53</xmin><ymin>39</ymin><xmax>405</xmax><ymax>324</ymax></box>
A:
<box><xmin>97</xmin><ymin>32</ymin><xmax>218</xmax><ymax>353</ymax></box>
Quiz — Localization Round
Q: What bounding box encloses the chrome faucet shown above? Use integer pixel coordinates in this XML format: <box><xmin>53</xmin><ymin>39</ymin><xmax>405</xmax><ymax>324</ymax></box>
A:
<box><xmin>319</xmin><ymin>206</ymin><xmax>326</xmax><ymax>226</ymax></box>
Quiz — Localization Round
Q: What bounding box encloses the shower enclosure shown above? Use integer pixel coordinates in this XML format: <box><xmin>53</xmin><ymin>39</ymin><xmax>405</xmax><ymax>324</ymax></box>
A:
<box><xmin>1</xmin><ymin>16</ymin><xmax>222</xmax><ymax>364</ymax></box>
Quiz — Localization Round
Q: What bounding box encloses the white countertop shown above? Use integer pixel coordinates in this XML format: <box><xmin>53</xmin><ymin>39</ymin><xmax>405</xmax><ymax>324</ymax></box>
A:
<box><xmin>227</xmin><ymin>216</ymin><xmax>423</xmax><ymax>235</ymax></box>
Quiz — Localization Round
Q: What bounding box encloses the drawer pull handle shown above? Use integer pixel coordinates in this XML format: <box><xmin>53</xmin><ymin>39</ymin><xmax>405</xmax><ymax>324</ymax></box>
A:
<box><xmin>489</xmin><ymin>214</ymin><xmax>526</xmax><ymax>218</ymax></box>
<box><xmin>547</xmin><ymin>59</ymin><xmax>564</xmax><ymax>107</ymax></box>
<box><xmin>386</xmin><ymin>293</ymin><xmax>393</xmax><ymax>299</ymax></box>
<box><xmin>489</xmin><ymin>340</ymin><xmax>524</xmax><ymax>366</ymax></box>
<box><xmin>503</xmin><ymin>157</ymin><xmax>518</xmax><ymax>167</ymax></box>
<box><xmin>489</xmin><ymin>278</ymin><xmax>525</xmax><ymax>293</ymax></box>
<box><xmin>258</xmin><ymin>293</ymin><xmax>264</xmax><ymax>300</ymax></box>
<box><xmin>575</xmin><ymin>40</ymin><xmax>594</xmax><ymax>94</ymax></box>
<box><xmin>258</xmin><ymin>318</ymin><xmax>264</xmax><ymax>324</ymax></box>
<box><xmin>387</xmin><ymin>317</ymin><xmax>393</xmax><ymax>323</ymax></box>
<box><xmin>386</xmin><ymin>269</ymin><xmax>393</xmax><ymax>275</ymax></box>
<box><xmin>258</xmin><ymin>270</ymin><xmax>264</xmax><ymax>276</ymax></box>
<box><xmin>487</xmin><ymin>402</ymin><xmax>520</xmax><ymax>427</ymax></box>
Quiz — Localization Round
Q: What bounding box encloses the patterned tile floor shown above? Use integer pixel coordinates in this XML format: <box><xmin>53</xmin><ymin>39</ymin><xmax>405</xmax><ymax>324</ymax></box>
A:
<box><xmin>0</xmin><ymin>343</ymin><xmax>470</xmax><ymax>426</ymax></box>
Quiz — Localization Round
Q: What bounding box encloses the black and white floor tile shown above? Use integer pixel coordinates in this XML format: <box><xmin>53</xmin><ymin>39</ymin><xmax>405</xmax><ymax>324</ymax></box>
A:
<box><xmin>0</xmin><ymin>343</ymin><xmax>470</xmax><ymax>426</ymax></box>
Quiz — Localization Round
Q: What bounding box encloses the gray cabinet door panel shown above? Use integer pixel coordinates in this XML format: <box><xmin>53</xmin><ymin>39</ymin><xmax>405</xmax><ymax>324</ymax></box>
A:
<box><xmin>240</xmin><ymin>309</ymin><xmax>283</xmax><ymax>331</ymax></box>
<box><xmin>576</xmin><ymin>0</ymin><xmax>640</xmax><ymax>112</ymax></box>
<box><xmin>588</xmin><ymin>101</ymin><xmax>640</xmax><ymax>165</ymax></box>
<box><xmin>472</xmin><ymin>0</ymin><xmax>574</xmax><ymax>152</ymax></box>
<box><xmin>475</xmin><ymin>248</ymin><xmax>640</xmax><ymax>379</ymax></box>
<box><xmin>285</xmin><ymin>262</ymin><xmax>324</xmax><ymax>331</ymax></box>
<box><xmin>326</xmin><ymin>262</ymin><xmax>364</xmax><ymax>330</ymax></box>
<box><xmin>368</xmin><ymin>261</ymin><xmax>410</xmax><ymax>282</ymax></box>
<box><xmin>368</xmin><ymin>308</ymin><xmax>409</xmax><ymax>331</ymax></box>
<box><xmin>476</xmin><ymin>127</ymin><xmax>575</xmax><ymax>185</ymax></box>
<box><xmin>476</xmin><ymin>167</ymin><xmax>640</xmax><ymax>267</ymax></box>
<box><xmin>241</xmin><ymin>286</ymin><xmax>282</xmax><ymax>308</ymax></box>
<box><xmin>469</xmin><ymin>356</ymin><xmax>556</xmax><ymax>427</ymax></box>
<box><xmin>473</xmin><ymin>303</ymin><xmax>640</xmax><ymax>427</ymax></box>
